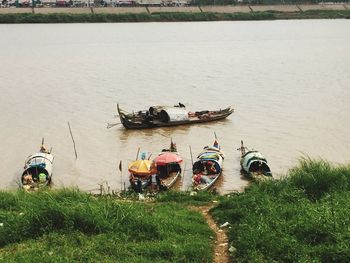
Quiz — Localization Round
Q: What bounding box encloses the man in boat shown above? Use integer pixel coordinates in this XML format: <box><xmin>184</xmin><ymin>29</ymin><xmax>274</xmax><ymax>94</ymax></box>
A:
<box><xmin>193</xmin><ymin>173</ymin><xmax>202</xmax><ymax>185</ymax></box>
<box><xmin>170</xmin><ymin>141</ymin><xmax>177</xmax><ymax>152</ymax></box>
<box><xmin>23</xmin><ymin>173</ymin><xmax>34</xmax><ymax>186</ymax></box>
<box><xmin>129</xmin><ymin>174</ymin><xmax>141</xmax><ymax>193</ymax></box>
<box><xmin>206</xmin><ymin>161</ymin><xmax>217</xmax><ymax>175</ymax></box>
<box><xmin>151</xmin><ymin>172</ymin><xmax>158</xmax><ymax>191</ymax></box>
<box><xmin>40</xmin><ymin>145</ymin><xmax>49</xmax><ymax>154</ymax></box>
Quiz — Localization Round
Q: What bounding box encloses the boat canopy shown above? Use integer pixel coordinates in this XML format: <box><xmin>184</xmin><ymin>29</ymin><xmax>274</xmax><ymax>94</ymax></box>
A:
<box><xmin>128</xmin><ymin>160</ymin><xmax>153</xmax><ymax>175</ymax></box>
<box><xmin>154</xmin><ymin>152</ymin><xmax>183</xmax><ymax>166</ymax></box>
<box><xmin>192</xmin><ymin>159</ymin><xmax>222</xmax><ymax>174</ymax></box>
<box><xmin>23</xmin><ymin>152</ymin><xmax>54</xmax><ymax>176</ymax></box>
<box><xmin>151</xmin><ymin>106</ymin><xmax>189</xmax><ymax>122</ymax></box>
<box><xmin>26</xmin><ymin>152</ymin><xmax>54</xmax><ymax>165</ymax></box>
<box><xmin>242</xmin><ymin>151</ymin><xmax>268</xmax><ymax>172</ymax></box>
<box><xmin>198</xmin><ymin>152</ymin><xmax>220</xmax><ymax>161</ymax></box>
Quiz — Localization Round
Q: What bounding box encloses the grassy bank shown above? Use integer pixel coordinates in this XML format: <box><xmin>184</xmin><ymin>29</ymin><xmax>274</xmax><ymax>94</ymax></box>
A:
<box><xmin>0</xmin><ymin>189</ymin><xmax>215</xmax><ymax>262</ymax></box>
<box><xmin>0</xmin><ymin>10</ymin><xmax>349</xmax><ymax>23</ymax></box>
<box><xmin>211</xmin><ymin>159</ymin><xmax>350</xmax><ymax>262</ymax></box>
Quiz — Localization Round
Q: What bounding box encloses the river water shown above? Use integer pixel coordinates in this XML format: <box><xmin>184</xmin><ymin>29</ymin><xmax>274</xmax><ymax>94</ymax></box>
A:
<box><xmin>0</xmin><ymin>20</ymin><xmax>349</xmax><ymax>193</ymax></box>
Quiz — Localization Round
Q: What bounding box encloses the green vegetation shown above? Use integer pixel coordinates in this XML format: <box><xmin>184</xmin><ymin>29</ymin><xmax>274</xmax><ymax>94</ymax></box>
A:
<box><xmin>0</xmin><ymin>9</ymin><xmax>349</xmax><ymax>23</ymax></box>
<box><xmin>211</xmin><ymin>158</ymin><xmax>350</xmax><ymax>263</ymax></box>
<box><xmin>156</xmin><ymin>190</ymin><xmax>218</xmax><ymax>205</ymax></box>
<box><xmin>0</xmin><ymin>189</ymin><xmax>214</xmax><ymax>262</ymax></box>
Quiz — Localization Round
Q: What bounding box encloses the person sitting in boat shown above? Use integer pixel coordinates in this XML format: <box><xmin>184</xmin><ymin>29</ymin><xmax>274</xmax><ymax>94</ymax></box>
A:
<box><xmin>193</xmin><ymin>173</ymin><xmax>202</xmax><ymax>185</ymax></box>
<box><xmin>40</xmin><ymin>145</ymin><xmax>49</xmax><ymax>153</ymax></box>
<box><xmin>143</xmin><ymin>111</ymin><xmax>153</xmax><ymax>124</ymax></box>
<box><xmin>23</xmin><ymin>173</ymin><xmax>34</xmax><ymax>185</ymax></box>
<box><xmin>38</xmin><ymin>173</ymin><xmax>47</xmax><ymax>183</ymax></box>
<box><xmin>170</xmin><ymin>142</ymin><xmax>177</xmax><ymax>152</ymax></box>
<box><xmin>206</xmin><ymin>161</ymin><xmax>217</xmax><ymax>175</ymax></box>
<box><xmin>151</xmin><ymin>171</ymin><xmax>161</xmax><ymax>191</ymax></box>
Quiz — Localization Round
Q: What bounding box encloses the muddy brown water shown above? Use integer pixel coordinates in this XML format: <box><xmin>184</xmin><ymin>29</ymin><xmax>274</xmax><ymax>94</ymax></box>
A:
<box><xmin>1</xmin><ymin>20</ymin><xmax>349</xmax><ymax>193</ymax></box>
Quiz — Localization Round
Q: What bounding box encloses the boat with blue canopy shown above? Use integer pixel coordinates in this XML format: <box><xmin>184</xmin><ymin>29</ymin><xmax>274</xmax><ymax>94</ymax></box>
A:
<box><xmin>192</xmin><ymin>139</ymin><xmax>224</xmax><ymax>191</ymax></box>
<box><xmin>21</xmin><ymin>139</ymin><xmax>54</xmax><ymax>191</ymax></box>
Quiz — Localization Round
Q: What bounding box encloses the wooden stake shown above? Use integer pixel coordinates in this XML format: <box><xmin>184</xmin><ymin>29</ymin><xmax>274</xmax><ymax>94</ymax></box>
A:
<box><xmin>189</xmin><ymin>145</ymin><xmax>194</xmax><ymax>166</ymax></box>
<box><xmin>119</xmin><ymin>160</ymin><xmax>123</xmax><ymax>192</ymax></box>
<box><xmin>67</xmin><ymin>122</ymin><xmax>78</xmax><ymax>160</ymax></box>
<box><xmin>135</xmin><ymin>147</ymin><xmax>140</xmax><ymax>161</ymax></box>
<box><xmin>107</xmin><ymin>123</ymin><xmax>121</xmax><ymax>129</ymax></box>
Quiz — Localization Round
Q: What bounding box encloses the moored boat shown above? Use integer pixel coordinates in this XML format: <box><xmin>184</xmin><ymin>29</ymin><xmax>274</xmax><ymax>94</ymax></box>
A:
<box><xmin>21</xmin><ymin>140</ymin><xmax>54</xmax><ymax>191</ymax></box>
<box><xmin>117</xmin><ymin>103</ymin><xmax>234</xmax><ymax>129</ymax></box>
<box><xmin>128</xmin><ymin>152</ymin><xmax>154</xmax><ymax>193</ymax></box>
<box><xmin>238</xmin><ymin>140</ymin><xmax>272</xmax><ymax>180</ymax></box>
<box><xmin>153</xmin><ymin>141</ymin><xmax>183</xmax><ymax>190</ymax></box>
<box><xmin>192</xmin><ymin>139</ymin><xmax>224</xmax><ymax>191</ymax></box>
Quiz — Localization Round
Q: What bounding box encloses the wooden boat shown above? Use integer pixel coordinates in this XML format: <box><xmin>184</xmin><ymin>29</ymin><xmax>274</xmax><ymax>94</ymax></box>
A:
<box><xmin>192</xmin><ymin>139</ymin><xmax>224</xmax><ymax>191</ymax></box>
<box><xmin>153</xmin><ymin>141</ymin><xmax>183</xmax><ymax>190</ymax></box>
<box><xmin>117</xmin><ymin>103</ymin><xmax>234</xmax><ymax>129</ymax></box>
<box><xmin>128</xmin><ymin>152</ymin><xmax>154</xmax><ymax>193</ymax></box>
<box><xmin>21</xmin><ymin>140</ymin><xmax>54</xmax><ymax>191</ymax></box>
<box><xmin>238</xmin><ymin>140</ymin><xmax>272</xmax><ymax>180</ymax></box>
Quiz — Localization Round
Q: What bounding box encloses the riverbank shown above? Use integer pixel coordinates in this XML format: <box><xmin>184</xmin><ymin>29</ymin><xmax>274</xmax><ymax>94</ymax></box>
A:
<box><xmin>0</xmin><ymin>5</ymin><xmax>349</xmax><ymax>23</ymax></box>
<box><xmin>212</xmin><ymin>159</ymin><xmax>350</xmax><ymax>262</ymax></box>
<box><xmin>1</xmin><ymin>159</ymin><xmax>349</xmax><ymax>262</ymax></box>
<box><xmin>0</xmin><ymin>189</ymin><xmax>217</xmax><ymax>262</ymax></box>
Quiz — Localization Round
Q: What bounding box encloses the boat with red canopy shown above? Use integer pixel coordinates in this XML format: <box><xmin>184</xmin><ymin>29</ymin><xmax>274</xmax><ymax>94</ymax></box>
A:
<box><xmin>153</xmin><ymin>141</ymin><xmax>183</xmax><ymax>190</ymax></box>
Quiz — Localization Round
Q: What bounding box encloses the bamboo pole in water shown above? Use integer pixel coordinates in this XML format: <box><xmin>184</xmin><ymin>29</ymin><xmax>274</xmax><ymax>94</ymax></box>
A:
<box><xmin>68</xmin><ymin>122</ymin><xmax>78</xmax><ymax>160</ymax></box>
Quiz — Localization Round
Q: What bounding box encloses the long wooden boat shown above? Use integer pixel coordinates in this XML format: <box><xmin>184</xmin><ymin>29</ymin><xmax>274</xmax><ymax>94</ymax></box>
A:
<box><xmin>192</xmin><ymin>139</ymin><xmax>224</xmax><ymax>191</ymax></box>
<box><xmin>117</xmin><ymin>103</ymin><xmax>234</xmax><ymax>129</ymax></box>
<box><xmin>153</xmin><ymin>141</ymin><xmax>183</xmax><ymax>190</ymax></box>
<box><xmin>21</xmin><ymin>141</ymin><xmax>54</xmax><ymax>191</ymax></box>
<box><xmin>238</xmin><ymin>140</ymin><xmax>272</xmax><ymax>180</ymax></box>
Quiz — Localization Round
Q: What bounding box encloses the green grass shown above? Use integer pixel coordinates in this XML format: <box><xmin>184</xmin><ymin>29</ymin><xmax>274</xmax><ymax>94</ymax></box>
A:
<box><xmin>155</xmin><ymin>190</ymin><xmax>218</xmax><ymax>205</ymax></box>
<box><xmin>211</xmin><ymin>159</ymin><xmax>350</xmax><ymax>263</ymax></box>
<box><xmin>0</xmin><ymin>189</ymin><xmax>214</xmax><ymax>262</ymax></box>
<box><xmin>0</xmin><ymin>10</ymin><xmax>349</xmax><ymax>23</ymax></box>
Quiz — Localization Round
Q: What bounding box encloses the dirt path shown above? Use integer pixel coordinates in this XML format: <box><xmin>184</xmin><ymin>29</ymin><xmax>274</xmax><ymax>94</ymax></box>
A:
<box><xmin>190</xmin><ymin>204</ymin><xmax>230</xmax><ymax>263</ymax></box>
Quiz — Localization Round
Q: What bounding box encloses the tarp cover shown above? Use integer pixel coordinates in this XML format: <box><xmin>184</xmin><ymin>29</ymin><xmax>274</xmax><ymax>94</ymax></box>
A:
<box><xmin>24</xmin><ymin>152</ymin><xmax>54</xmax><ymax>176</ymax></box>
<box><xmin>242</xmin><ymin>151</ymin><xmax>267</xmax><ymax>172</ymax></box>
<box><xmin>162</xmin><ymin>107</ymin><xmax>189</xmax><ymax>121</ymax></box>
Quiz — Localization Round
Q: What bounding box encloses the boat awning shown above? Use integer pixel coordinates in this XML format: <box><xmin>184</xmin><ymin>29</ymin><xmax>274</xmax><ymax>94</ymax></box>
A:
<box><xmin>23</xmin><ymin>152</ymin><xmax>54</xmax><ymax>176</ymax></box>
<box><xmin>152</xmin><ymin>106</ymin><xmax>189</xmax><ymax>122</ymax></box>
<box><xmin>165</xmin><ymin>107</ymin><xmax>188</xmax><ymax>121</ymax></box>
<box><xmin>154</xmin><ymin>152</ymin><xmax>183</xmax><ymax>166</ymax></box>
<box><xmin>128</xmin><ymin>160</ymin><xmax>153</xmax><ymax>175</ymax></box>
<box><xmin>242</xmin><ymin>151</ymin><xmax>268</xmax><ymax>172</ymax></box>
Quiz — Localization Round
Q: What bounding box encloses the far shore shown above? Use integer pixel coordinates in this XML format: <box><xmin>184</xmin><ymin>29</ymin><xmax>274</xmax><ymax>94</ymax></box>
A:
<box><xmin>0</xmin><ymin>4</ymin><xmax>349</xmax><ymax>23</ymax></box>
